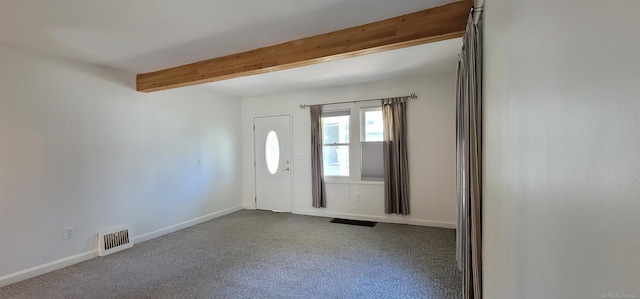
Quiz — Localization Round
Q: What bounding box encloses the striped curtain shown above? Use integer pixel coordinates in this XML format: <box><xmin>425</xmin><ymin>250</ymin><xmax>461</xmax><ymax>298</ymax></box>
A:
<box><xmin>310</xmin><ymin>105</ymin><xmax>326</xmax><ymax>208</ymax></box>
<box><xmin>456</xmin><ymin>4</ymin><xmax>483</xmax><ymax>299</ymax></box>
<box><xmin>382</xmin><ymin>97</ymin><xmax>410</xmax><ymax>215</ymax></box>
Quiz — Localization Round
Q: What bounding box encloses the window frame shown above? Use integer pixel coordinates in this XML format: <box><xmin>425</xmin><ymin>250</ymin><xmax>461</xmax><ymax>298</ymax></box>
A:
<box><xmin>321</xmin><ymin>109</ymin><xmax>351</xmax><ymax>178</ymax></box>
<box><xmin>360</xmin><ymin>106</ymin><xmax>384</xmax><ymax>142</ymax></box>
<box><xmin>359</xmin><ymin>106</ymin><xmax>384</xmax><ymax>181</ymax></box>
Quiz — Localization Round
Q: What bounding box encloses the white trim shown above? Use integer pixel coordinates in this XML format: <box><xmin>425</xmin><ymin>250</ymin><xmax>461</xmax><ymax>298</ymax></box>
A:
<box><xmin>324</xmin><ymin>177</ymin><xmax>350</xmax><ymax>184</ymax></box>
<box><xmin>243</xmin><ymin>203</ymin><xmax>256</xmax><ymax>210</ymax></box>
<box><xmin>322</xmin><ymin>108</ymin><xmax>351</xmax><ymax>117</ymax></box>
<box><xmin>348</xmin><ymin>180</ymin><xmax>385</xmax><ymax>186</ymax></box>
<box><xmin>133</xmin><ymin>205</ymin><xmax>243</xmax><ymax>243</ymax></box>
<box><xmin>292</xmin><ymin>208</ymin><xmax>456</xmax><ymax>229</ymax></box>
<box><xmin>407</xmin><ymin>219</ymin><xmax>457</xmax><ymax>229</ymax></box>
<box><xmin>324</xmin><ymin>180</ymin><xmax>384</xmax><ymax>186</ymax></box>
<box><xmin>359</xmin><ymin>106</ymin><xmax>383</xmax><ymax>141</ymax></box>
<box><xmin>0</xmin><ymin>250</ymin><xmax>97</xmax><ymax>287</ymax></box>
<box><xmin>0</xmin><ymin>205</ymin><xmax>243</xmax><ymax>288</ymax></box>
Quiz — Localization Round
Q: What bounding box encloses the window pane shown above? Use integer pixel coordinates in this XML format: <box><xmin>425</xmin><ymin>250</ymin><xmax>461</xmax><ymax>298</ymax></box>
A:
<box><xmin>361</xmin><ymin>141</ymin><xmax>383</xmax><ymax>181</ymax></box>
<box><xmin>265</xmin><ymin>131</ymin><xmax>280</xmax><ymax>174</ymax></box>
<box><xmin>363</xmin><ymin>109</ymin><xmax>383</xmax><ymax>142</ymax></box>
<box><xmin>323</xmin><ymin>115</ymin><xmax>349</xmax><ymax>144</ymax></box>
<box><xmin>323</xmin><ymin>145</ymin><xmax>349</xmax><ymax>176</ymax></box>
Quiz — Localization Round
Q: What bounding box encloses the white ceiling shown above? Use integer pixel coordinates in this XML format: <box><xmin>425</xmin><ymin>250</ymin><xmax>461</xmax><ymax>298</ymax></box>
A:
<box><xmin>204</xmin><ymin>38</ymin><xmax>461</xmax><ymax>98</ymax></box>
<box><xmin>0</xmin><ymin>0</ymin><xmax>461</xmax><ymax>97</ymax></box>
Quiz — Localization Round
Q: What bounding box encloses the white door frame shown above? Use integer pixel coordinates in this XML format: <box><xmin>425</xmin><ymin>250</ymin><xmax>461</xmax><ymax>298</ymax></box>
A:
<box><xmin>252</xmin><ymin>113</ymin><xmax>293</xmax><ymax>212</ymax></box>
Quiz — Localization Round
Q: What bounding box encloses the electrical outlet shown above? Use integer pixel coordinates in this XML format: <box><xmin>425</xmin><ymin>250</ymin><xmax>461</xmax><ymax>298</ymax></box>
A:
<box><xmin>64</xmin><ymin>227</ymin><xmax>74</xmax><ymax>240</ymax></box>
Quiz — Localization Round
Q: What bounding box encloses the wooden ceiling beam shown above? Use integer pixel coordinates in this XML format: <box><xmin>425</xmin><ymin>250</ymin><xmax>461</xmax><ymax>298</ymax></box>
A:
<box><xmin>136</xmin><ymin>0</ymin><xmax>472</xmax><ymax>92</ymax></box>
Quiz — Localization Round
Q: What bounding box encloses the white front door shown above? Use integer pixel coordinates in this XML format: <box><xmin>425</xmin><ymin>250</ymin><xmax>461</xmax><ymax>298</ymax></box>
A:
<box><xmin>254</xmin><ymin>115</ymin><xmax>292</xmax><ymax>212</ymax></box>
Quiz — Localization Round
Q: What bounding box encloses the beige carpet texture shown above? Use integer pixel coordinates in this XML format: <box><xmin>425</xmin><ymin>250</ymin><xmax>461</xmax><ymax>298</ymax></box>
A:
<box><xmin>0</xmin><ymin>210</ymin><xmax>461</xmax><ymax>299</ymax></box>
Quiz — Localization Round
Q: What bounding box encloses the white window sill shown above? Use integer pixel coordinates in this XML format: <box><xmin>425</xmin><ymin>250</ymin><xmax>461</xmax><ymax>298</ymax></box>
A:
<box><xmin>324</xmin><ymin>177</ymin><xmax>384</xmax><ymax>186</ymax></box>
<box><xmin>324</xmin><ymin>176</ymin><xmax>350</xmax><ymax>184</ymax></box>
<box><xmin>352</xmin><ymin>180</ymin><xmax>384</xmax><ymax>186</ymax></box>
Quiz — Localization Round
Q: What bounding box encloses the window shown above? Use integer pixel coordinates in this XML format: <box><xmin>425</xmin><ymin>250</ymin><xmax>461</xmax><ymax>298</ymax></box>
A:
<box><xmin>361</xmin><ymin>107</ymin><xmax>383</xmax><ymax>141</ymax></box>
<box><xmin>360</xmin><ymin>107</ymin><xmax>384</xmax><ymax>181</ymax></box>
<box><xmin>265</xmin><ymin>130</ymin><xmax>280</xmax><ymax>175</ymax></box>
<box><xmin>322</xmin><ymin>110</ymin><xmax>350</xmax><ymax>176</ymax></box>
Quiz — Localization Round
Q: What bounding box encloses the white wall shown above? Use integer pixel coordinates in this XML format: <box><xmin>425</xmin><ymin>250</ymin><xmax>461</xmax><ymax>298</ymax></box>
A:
<box><xmin>241</xmin><ymin>73</ymin><xmax>458</xmax><ymax>227</ymax></box>
<box><xmin>484</xmin><ymin>1</ymin><xmax>640</xmax><ymax>298</ymax></box>
<box><xmin>0</xmin><ymin>44</ymin><xmax>243</xmax><ymax>285</ymax></box>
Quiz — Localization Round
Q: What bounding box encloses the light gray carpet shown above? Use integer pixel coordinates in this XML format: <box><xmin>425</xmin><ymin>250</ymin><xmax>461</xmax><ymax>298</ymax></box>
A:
<box><xmin>0</xmin><ymin>210</ymin><xmax>461</xmax><ymax>299</ymax></box>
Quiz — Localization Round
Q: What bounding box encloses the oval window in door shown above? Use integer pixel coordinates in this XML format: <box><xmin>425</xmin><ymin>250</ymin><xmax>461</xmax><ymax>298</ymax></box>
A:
<box><xmin>265</xmin><ymin>130</ymin><xmax>280</xmax><ymax>175</ymax></box>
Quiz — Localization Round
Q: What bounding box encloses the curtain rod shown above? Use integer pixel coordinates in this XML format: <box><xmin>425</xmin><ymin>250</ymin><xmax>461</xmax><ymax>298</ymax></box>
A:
<box><xmin>299</xmin><ymin>93</ymin><xmax>417</xmax><ymax>109</ymax></box>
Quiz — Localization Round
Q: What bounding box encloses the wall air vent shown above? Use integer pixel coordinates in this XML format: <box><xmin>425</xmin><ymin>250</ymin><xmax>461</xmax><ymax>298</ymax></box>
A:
<box><xmin>97</xmin><ymin>225</ymin><xmax>133</xmax><ymax>256</ymax></box>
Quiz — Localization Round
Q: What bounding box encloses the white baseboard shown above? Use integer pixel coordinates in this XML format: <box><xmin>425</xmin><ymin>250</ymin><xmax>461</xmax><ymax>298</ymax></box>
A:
<box><xmin>242</xmin><ymin>203</ymin><xmax>255</xmax><ymax>210</ymax></box>
<box><xmin>133</xmin><ymin>205</ymin><xmax>243</xmax><ymax>244</ymax></box>
<box><xmin>407</xmin><ymin>219</ymin><xmax>456</xmax><ymax>229</ymax></box>
<box><xmin>292</xmin><ymin>209</ymin><xmax>456</xmax><ymax>229</ymax></box>
<box><xmin>0</xmin><ymin>250</ymin><xmax>97</xmax><ymax>288</ymax></box>
<box><xmin>0</xmin><ymin>205</ymin><xmax>244</xmax><ymax>288</ymax></box>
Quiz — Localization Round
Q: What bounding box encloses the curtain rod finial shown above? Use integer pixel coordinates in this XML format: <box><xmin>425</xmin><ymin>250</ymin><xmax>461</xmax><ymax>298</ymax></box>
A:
<box><xmin>299</xmin><ymin>104</ymin><xmax>307</xmax><ymax>109</ymax></box>
<box><xmin>410</xmin><ymin>93</ymin><xmax>417</xmax><ymax>99</ymax></box>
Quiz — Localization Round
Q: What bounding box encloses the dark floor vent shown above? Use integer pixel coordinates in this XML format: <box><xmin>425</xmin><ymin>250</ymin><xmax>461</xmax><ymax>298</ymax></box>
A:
<box><xmin>330</xmin><ymin>218</ymin><xmax>377</xmax><ymax>227</ymax></box>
